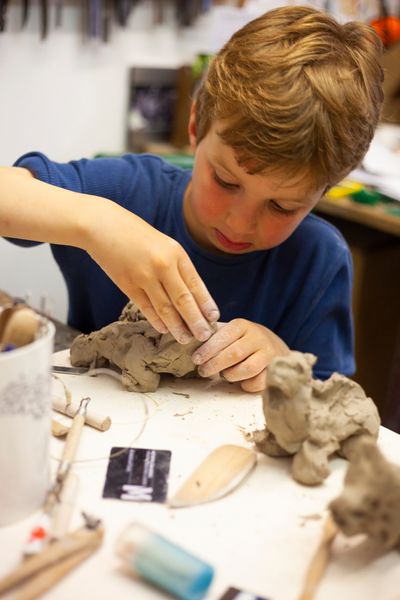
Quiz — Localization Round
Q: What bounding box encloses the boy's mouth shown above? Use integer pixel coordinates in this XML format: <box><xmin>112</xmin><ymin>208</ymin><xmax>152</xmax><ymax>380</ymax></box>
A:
<box><xmin>214</xmin><ymin>229</ymin><xmax>252</xmax><ymax>252</ymax></box>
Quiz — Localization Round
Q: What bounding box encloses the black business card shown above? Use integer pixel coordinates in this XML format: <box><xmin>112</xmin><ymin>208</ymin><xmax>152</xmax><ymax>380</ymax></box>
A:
<box><xmin>219</xmin><ymin>588</ymin><xmax>270</xmax><ymax>600</ymax></box>
<box><xmin>102</xmin><ymin>447</ymin><xmax>171</xmax><ymax>503</ymax></box>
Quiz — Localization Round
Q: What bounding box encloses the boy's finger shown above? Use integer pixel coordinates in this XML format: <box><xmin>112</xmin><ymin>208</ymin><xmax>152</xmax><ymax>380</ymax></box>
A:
<box><xmin>221</xmin><ymin>351</ymin><xmax>265</xmax><ymax>382</ymax></box>
<box><xmin>163</xmin><ymin>280</ymin><xmax>215</xmax><ymax>343</ymax></box>
<box><xmin>145</xmin><ymin>284</ymin><xmax>193</xmax><ymax>344</ymax></box>
<box><xmin>240</xmin><ymin>370</ymin><xmax>267</xmax><ymax>393</ymax></box>
<box><xmin>192</xmin><ymin>321</ymin><xmax>245</xmax><ymax>365</ymax></box>
<box><xmin>197</xmin><ymin>337</ymin><xmax>251</xmax><ymax>377</ymax></box>
<box><xmin>133</xmin><ymin>290</ymin><xmax>169</xmax><ymax>334</ymax></box>
<box><xmin>178</xmin><ymin>257</ymin><xmax>220</xmax><ymax>323</ymax></box>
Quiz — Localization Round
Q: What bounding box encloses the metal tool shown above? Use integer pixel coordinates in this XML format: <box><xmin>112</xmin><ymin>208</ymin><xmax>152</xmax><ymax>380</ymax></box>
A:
<box><xmin>52</xmin><ymin>365</ymin><xmax>89</xmax><ymax>375</ymax></box>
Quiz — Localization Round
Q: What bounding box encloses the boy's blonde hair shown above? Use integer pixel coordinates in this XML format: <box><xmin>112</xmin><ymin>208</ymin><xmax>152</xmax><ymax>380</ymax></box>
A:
<box><xmin>195</xmin><ymin>5</ymin><xmax>384</xmax><ymax>188</ymax></box>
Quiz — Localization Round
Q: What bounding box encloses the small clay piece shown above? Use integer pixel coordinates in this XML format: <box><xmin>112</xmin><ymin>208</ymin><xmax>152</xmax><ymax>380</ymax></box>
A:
<box><xmin>329</xmin><ymin>437</ymin><xmax>400</xmax><ymax>550</ymax></box>
<box><xmin>253</xmin><ymin>351</ymin><xmax>380</xmax><ymax>485</ymax></box>
<box><xmin>70</xmin><ymin>302</ymin><xmax>212</xmax><ymax>392</ymax></box>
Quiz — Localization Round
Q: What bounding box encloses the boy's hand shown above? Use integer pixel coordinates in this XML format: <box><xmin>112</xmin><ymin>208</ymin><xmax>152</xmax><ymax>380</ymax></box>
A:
<box><xmin>191</xmin><ymin>319</ymin><xmax>289</xmax><ymax>393</ymax></box>
<box><xmin>85</xmin><ymin>201</ymin><xmax>219</xmax><ymax>344</ymax></box>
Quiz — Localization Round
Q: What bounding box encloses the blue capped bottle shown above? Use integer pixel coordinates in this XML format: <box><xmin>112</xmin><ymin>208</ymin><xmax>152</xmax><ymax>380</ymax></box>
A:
<box><xmin>115</xmin><ymin>522</ymin><xmax>215</xmax><ymax>600</ymax></box>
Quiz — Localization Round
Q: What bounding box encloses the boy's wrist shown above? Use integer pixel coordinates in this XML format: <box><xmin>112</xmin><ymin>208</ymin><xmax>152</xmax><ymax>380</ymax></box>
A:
<box><xmin>74</xmin><ymin>194</ymin><xmax>114</xmax><ymax>253</ymax></box>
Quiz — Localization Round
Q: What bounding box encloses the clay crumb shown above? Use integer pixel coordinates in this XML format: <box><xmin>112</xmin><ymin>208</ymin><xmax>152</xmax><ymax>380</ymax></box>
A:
<box><xmin>237</xmin><ymin>426</ymin><xmax>254</xmax><ymax>442</ymax></box>
<box><xmin>172</xmin><ymin>392</ymin><xmax>190</xmax><ymax>399</ymax></box>
<box><xmin>299</xmin><ymin>513</ymin><xmax>322</xmax><ymax>521</ymax></box>
<box><xmin>173</xmin><ymin>410</ymin><xmax>193</xmax><ymax>417</ymax></box>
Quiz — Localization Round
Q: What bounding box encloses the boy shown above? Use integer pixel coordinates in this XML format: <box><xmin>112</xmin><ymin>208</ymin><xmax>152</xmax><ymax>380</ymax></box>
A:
<box><xmin>0</xmin><ymin>6</ymin><xmax>384</xmax><ymax>392</ymax></box>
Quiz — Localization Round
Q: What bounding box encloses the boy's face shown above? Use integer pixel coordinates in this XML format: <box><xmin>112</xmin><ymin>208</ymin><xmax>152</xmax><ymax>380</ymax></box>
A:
<box><xmin>184</xmin><ymin>112</ymin><xmax>326</xmax><ymax>255</ymax></box>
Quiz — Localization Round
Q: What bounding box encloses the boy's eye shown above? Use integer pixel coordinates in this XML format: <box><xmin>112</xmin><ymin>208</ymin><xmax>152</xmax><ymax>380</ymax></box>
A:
<box><xmin>213</xmin><ymin>171</ymin><xmax>239</xmax><ymax>190</ymax></box>
<box><xmin>270</xmin><ymin>200</ymin><xmax>296</xmax><ymax>216</ymax></box>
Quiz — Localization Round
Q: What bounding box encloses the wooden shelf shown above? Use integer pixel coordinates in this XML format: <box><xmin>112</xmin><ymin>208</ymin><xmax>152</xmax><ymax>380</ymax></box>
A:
<box><xmin>316</xmin><ymin>195</ymin><xmax>400</xmax><ymax>238</ymax></box>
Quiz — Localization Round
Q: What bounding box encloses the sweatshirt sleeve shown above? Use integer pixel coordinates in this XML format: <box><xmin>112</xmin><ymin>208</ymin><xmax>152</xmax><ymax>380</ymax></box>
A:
<box><xmin>7</xmin><ymin>151</ymin><xmax>164</xmax><ymax>248</ymax></box>
<box><xmin>14</xmin><ymin>152</ymin><xmax>143</xmax><ymax>205</ymax></box>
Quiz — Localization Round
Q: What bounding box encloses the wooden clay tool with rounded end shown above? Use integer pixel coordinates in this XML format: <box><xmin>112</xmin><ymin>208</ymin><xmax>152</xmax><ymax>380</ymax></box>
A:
<box><xmin>0</xmin><ymin>304</ymin><xmax>40</xmax><ymax>349</ymax></box>
<box><xmin>298</xmin><ymin>513</ymin><xmax>338</xmax><ymax>600</ymax></box>
<box><xmin>169</xmin><ymin>444</ymin><xmax>257</xmax><ymax>508</ymax></box>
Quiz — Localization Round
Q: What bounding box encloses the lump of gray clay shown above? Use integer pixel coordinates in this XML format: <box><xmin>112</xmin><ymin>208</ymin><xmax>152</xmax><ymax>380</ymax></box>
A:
<box><xmin>253</xmin><ymin>351</ymin><xmax>380</xmax><ymax>485</ymax></box>
<box><xmin>70</xmin><ymin>302</ymin><xmax>210</xmax><ymax>392</ymax></box>
<box><xmin>330</xmin><ymin>437</ymin><xmax>400</xmax><ymax>550</ymax></box>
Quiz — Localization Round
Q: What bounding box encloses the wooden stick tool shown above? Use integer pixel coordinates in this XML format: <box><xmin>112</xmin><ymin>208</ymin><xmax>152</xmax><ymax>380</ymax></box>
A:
<box><xmin>298</xmin><ymin>513</ymin><xmax>338</xmax><ymax>600</ymax></box>
<box><xmin>52</xmin><ymin>395</ymin><xmax>111</xmax><ymax>432</ymax></box>
<box><xmin>0</xmin><ymin>517</ymin><xmax>103</xmax><ymax>599</ymax></box>
<box><xmin>24</xmin><ymin>398</ymin><xmax>91</xmax><ymax>556</ymax></box>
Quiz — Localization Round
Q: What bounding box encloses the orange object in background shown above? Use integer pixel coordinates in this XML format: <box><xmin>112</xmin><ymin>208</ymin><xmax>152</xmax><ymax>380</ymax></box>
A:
<box><xmin>371</xmin><ymin>16</ymin><xmax>400</xmax><ymax>46</ymax></box>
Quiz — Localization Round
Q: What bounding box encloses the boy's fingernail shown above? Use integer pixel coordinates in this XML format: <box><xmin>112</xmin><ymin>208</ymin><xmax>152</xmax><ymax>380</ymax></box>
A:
<box><xmin>179</xmin><ymin>332</ymin><xmax>193</xmax><ymax>344</ymax></box>
<box><xmin>197</xmin><ymin>366</ymin><xmax>207</xmax><ymax>377</ymax></box>
<box><xmin>207</xmin><ymin>309</ymin><xmax>220</xmax><ymax>322</ymax></box>
<box><xmin>192</xmin><ymin>353</ymin><xmax>202</xmax><ymax>364</ymax></box>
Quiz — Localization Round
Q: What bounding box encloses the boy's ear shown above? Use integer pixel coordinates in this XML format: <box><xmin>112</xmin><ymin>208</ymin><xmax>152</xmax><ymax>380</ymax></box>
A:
<box><xmin>188</xmin><ymin>102</ymin><xmax>197</xmax><ymax>151</ymax></box>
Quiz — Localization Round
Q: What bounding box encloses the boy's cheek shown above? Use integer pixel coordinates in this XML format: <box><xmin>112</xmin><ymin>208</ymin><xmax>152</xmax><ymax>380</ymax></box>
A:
<box><xmin>258</xmin><ymin>221</ymin><xmax>301</xmax><ymax>248</ymax></box>
<box><xmin>192</xmin><ymin>195</ymin><xmax>226</xmax><ymax>223</ymax></box>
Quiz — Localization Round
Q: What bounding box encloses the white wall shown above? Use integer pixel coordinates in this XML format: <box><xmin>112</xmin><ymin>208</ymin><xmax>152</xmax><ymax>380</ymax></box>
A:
<box><xmin>0</xmin><ymin>0</ymin><xmax>385</xmax><ymax>321</ymax></box>
<box><xmin>0</xmin><ymin>2</ymin><xmax>219</xmax><ymax>321</ymax></box>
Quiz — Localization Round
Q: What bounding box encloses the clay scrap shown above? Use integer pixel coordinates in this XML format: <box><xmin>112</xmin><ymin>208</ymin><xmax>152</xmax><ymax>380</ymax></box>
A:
<box><xmin>70</xmin><ymin>302</ymin><xmax>212</xmax><ymax>392</ymax></box>
<box><xmin>329</xmin><ymin>437</ymin><xmax>400</xmax><ymax>550</ymax></box>
<box><xmin>253</xmin><ymin>351</ymin><xmax>380</xmax><ymax>485</ymax></box>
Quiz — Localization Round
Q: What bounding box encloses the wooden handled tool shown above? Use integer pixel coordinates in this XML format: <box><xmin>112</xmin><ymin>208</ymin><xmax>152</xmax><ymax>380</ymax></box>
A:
<box><xmin>0</xmin><ymin>523</ymin><xmax>103</xmax><ymax>598</ymax></box>
<box><xmin>52</xmin><ymin>395</ymin><xmax>111</xmax><ymax>432</ymax></box>
<box><xmin>24</xmin><ymin>398</ymin><xmax>91</xmax><ymax>556</ymax></box>
<box><xmin>298</xmin><ymin>513</ymin><xmax>338</xmax><ymax>600</ymax></box>
<box><xmin>0</xmin><ymin>305</ymin><xmax>40</xmax><ymax>349</ymax></box>
<box><xmin>56</xmin><ymin>397</ymin><xmax>90</xmax><ymax>481</ymax></box>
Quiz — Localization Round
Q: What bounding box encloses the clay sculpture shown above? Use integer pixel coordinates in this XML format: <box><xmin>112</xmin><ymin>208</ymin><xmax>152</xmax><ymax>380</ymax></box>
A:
<box><xmin>70</xmin><ymin>302</ymin><xmax>212</xmax><ymax>392</ymax></box>
<box><xmin>329</xmin><ymin>437</ymin><xmax>400</xmax><ymax>550</ymax></box>
<box><xmin>253</xmin><ymin>351</ymin><xmax>380</xmax><ymax>485</ymax></box>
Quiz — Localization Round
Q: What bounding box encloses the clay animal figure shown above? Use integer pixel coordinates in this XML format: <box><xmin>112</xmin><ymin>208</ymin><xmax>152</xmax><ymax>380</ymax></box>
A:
<box><xmin>70</xmin><ymin>302</ymin><xmax>211</xmax><ymax>392</ymax></box>
<box><xmin>253</xmin><ymin>351</ymin><xmax>380</xmax><ymax>485</ymax></box>
<box><xmin>330</xmin><ymin>438</ymin><xmax>400</xmax><ymax>550</ymax></box>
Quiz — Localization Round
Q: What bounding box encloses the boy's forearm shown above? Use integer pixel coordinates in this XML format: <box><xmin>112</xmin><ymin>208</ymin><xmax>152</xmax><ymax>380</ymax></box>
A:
<box><xmin>0</xmin><ymin>166</ymin><xmax>109</xmax><ymax>250</ymax></box>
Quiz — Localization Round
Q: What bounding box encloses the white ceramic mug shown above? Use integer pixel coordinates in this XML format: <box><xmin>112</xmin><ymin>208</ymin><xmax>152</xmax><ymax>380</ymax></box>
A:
<box><xmin>0</xmin><ymin>319</ymin><xmax>55</xmax><ymax>526</ymax></box>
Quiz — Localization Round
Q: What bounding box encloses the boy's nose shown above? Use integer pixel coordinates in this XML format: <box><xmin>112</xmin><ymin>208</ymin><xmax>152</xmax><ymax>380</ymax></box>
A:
<box><xmin>225</xmin><ymin>206</ymin><xmax>258</xmax><ymax>235</ymax></box>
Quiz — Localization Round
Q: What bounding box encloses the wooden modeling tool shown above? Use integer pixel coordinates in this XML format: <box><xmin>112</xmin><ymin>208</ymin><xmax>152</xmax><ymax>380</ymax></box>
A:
<box><xmin>169</xmin><ymin>444</ymin><xmax>257</xmax><ymax>508</ymax></box>
<box><xmin>51</xmin><ymin>472</ymin><xmax>79</xmax><ymax>542</ymax></box>
<box><xmin>24</xmin><ymin>398</ymin><xmax>91</xmax><ymax>556</ymax></box>
<box><xmin>0</xmin><ymin>304</ymin><xmax>40</xmax><ymax>349</ymax></box>
<box><xmin>51</xmin><ymin>419</ymin><xmax>70</xmax><ymax>438</ymax></box>
<box><xmin>52</xmin><ymin>395</ymin><xmax>111</xmax><ymax>432</ymax></box>
<box><xmin>298</xmin><ymin>513</ymin><xmax>338</xmax><ymax>600</ymax></box>
<box><xmin>0</xmin><ymin>517</ymin><xmax>103</xmax><ymax>599</ymax></box>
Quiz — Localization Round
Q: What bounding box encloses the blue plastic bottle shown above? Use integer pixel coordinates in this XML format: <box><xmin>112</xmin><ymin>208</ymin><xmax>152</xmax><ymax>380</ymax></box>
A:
<box><xmin>115</xmin><ymin>522</ymin><xmax>214</xmax><ymax>600</ymax></box>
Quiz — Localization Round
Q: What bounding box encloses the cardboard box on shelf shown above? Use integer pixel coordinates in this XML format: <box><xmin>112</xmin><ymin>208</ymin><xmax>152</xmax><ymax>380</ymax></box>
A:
<box><xmin>382</xmin><ymin>41</ymin><xmax>400</xmax><ymax>124</ymax></box>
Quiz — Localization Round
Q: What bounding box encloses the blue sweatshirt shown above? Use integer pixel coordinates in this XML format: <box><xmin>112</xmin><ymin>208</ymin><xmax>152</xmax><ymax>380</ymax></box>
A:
<box><xmin>10</xmin><ymin>152</ymin><xmax>354</xmax><ymax>379</ymax></box>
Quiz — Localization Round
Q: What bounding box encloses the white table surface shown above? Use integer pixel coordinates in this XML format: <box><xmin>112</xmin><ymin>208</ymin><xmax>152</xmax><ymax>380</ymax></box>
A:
<box><xmin>1</xmin><ymin>350</ymin><xmax>400</xmax><ymax>600</ymax></box>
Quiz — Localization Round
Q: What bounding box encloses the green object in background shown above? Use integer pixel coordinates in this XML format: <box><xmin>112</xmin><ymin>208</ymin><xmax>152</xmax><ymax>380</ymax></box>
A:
<box><xmin>164</xmin><ymin>154</ymin><xmax>194</xmax><ymax>169</ymax></box>
<box><xmin>192</xmin><ymin>53</ymin><xmax>213</xmax><ymax>79</ymax></box>
<box><xmin>94</xmin><ymin>152</ymin><xmax>194</xmax><ymax>170</ymax></box>
<box><xmin>350</xmin><ymin>188</ymin><xmax>381</xmax><ymax>205</ymax></box>
<box><xmin>387</xmin><ymin>206</ymin><xmax>400</xmax><ymax>217</ymax></box>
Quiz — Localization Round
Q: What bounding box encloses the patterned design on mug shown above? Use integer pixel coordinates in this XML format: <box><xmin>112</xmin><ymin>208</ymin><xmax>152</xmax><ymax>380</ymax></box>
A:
<box><xmin>0</xmin><ymin>374</ymin><xmax>50</xmax><ymax>419</ymax></box>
